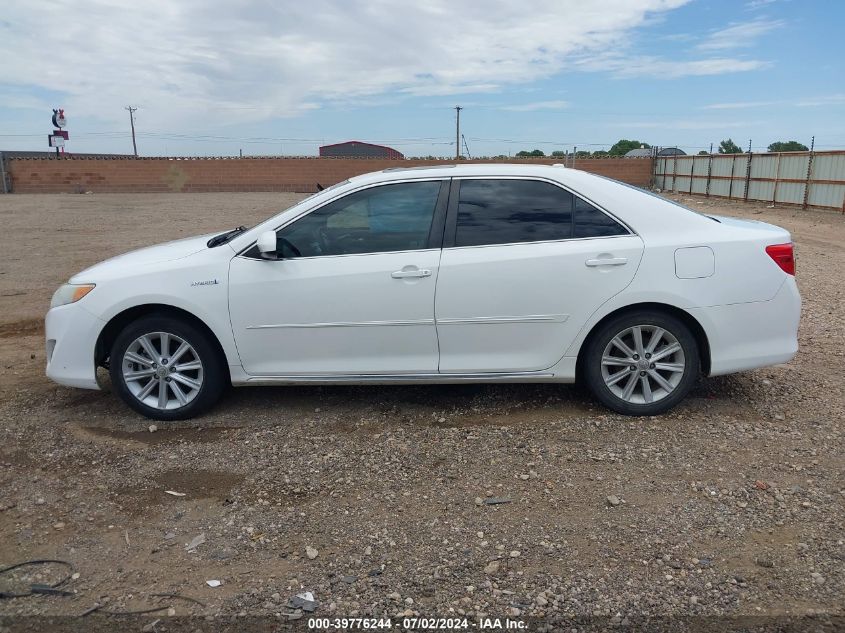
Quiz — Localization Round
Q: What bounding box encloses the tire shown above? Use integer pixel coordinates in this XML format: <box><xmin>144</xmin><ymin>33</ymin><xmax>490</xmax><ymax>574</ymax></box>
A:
<box><xmin>109</xmin><ymin>315</ymin><xmax>226</xmax><ymax>421</ymax></box>
<box><xmin>583</xmin><ymin>310</ymin><xmax>699</xmax><ymax>416</ymax></box>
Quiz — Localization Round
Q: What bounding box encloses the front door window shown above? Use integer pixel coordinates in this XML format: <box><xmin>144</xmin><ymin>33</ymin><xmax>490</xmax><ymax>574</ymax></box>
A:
<box><xmin>277</xmin><ymin>181</ymin><xmax>442</xmax><ymax>257</ymax></box>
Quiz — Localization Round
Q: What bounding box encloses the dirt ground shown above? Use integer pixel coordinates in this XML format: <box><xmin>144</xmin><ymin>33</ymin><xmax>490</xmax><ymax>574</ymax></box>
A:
<box><xmin>0</xmin><ymin>191</ymin><xmax>843</xmax><ymax>630</ymax></box>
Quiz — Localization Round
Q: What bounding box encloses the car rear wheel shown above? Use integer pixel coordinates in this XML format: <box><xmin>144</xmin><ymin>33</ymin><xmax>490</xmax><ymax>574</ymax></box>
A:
<box><xmin>583</xmin><ymin>311</ymin><xmax>699</xmax><ymax>416</ymax></box>
<box><xmin>109</xmin><ymin>315</ymin><xmax>226</xmax><ymax>420</ymax></box>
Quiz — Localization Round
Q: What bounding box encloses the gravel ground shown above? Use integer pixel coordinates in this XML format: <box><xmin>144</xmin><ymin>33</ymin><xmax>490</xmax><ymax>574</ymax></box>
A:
<box><xmin>0</xmin><ymin>191</ymin><xmax>843</xmax><ymax>631</ymax></box>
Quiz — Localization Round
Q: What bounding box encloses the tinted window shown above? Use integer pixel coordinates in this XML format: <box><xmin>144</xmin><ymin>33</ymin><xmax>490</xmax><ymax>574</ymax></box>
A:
<box><xmin>573</xmin><ymin>196</ymin><xmax>628</xmax><ymax>238</ymax></box>
<box><xmin>455</xmin><ymin>180</ymin><xmax>572</xmax><ymax>247</ymax></box>
<box><xmin>277</xmin><ymin>181</ymin><xmax>440</xmax><ymax>257</ymax></box>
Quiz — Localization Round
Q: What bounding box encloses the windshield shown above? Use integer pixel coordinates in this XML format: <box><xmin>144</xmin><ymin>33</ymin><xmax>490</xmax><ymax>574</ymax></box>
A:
<box><xmin>212</xmin><ymin>181</ymin><xmax>352</xmax><ymax>248</ymax></box>
<box><xmin>224</xmin><ymin>179</ymin><xmax>355</xmax><ymax>251</ymax></box>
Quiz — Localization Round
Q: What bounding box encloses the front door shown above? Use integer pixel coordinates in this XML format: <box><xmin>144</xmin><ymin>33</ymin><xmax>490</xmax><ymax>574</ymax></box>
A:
<box><xmin>229</xmin><ymin>180</ymin><xmax>448</xmax><ymax>375</ymax></box>
<box><xmin>435</xmin><ymin>178</ymin><xmax>644</xmax><ymax>373</ymax></box>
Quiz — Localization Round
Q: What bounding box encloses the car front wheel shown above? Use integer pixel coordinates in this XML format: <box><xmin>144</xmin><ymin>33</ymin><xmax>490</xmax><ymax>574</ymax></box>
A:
<box><xmin>109</xmin><ymin>315</ymin><xmax>226</xmax><ymax>420</ymax></box>
<box><xmin>584</xmin><ymin>311</ymin><xmax>699</xmax><ymax>416</ymax></box>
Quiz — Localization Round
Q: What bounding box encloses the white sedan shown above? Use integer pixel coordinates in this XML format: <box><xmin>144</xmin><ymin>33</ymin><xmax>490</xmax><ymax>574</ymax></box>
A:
<box><xmin>45</xmin><ymin>164</ymin><xmax>800</xmax><ymax>420</ymax></box>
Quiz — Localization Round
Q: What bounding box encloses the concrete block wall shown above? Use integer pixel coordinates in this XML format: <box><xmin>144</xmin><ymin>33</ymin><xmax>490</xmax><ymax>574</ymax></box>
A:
<box><xmin>6</xmin><ymin>156</ymin><xmax>654</xmax><ymax>194</ymax></box>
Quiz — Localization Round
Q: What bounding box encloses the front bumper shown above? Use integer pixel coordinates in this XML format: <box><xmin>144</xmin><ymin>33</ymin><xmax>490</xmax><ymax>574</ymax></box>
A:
<box><xmin>690</xmin><ymin>276</ymin><xmax>801</xmax><ymax>377</ymax></box>
<box><xmin>45</xmin><ymin>302</ymin><xmax>105</xmax><ymax>390</ymax></box>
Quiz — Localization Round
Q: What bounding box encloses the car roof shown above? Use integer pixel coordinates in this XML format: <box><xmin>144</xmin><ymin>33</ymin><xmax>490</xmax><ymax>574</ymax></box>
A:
<box><xmin>355</xmin><ymin>162</ymin><xmax>570</xmax><ymax>183</ymax></box>
<box><xmin>348</xmin><ymin>163</ymin><xmax>636</xmax><ymax>198</ymax></box>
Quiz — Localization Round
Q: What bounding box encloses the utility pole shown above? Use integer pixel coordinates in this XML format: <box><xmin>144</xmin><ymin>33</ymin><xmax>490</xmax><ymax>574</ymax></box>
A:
<box><xmin>802</xmin><ymin>135</ymin><xmax>815</xmax><ymax>210</ymax></box>
<box><xmin>126</xmin><ymin>106</ymin><xmax>138</xmax><ymax>156</ymax></box>
<box><xmin>454</xmin><ymin>105</ymin><xmax>462</xmax><ymax>160</ymax></box>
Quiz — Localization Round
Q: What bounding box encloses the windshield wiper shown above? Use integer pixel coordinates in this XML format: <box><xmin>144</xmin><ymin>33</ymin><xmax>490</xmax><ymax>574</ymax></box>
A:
<box><xmin>207</xmin><ymin>226</ymin><xmax>247</xmax><ymax>248</ymax></box>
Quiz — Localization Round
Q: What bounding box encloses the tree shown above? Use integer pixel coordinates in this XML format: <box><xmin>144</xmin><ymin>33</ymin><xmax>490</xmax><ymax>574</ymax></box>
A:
<box><xmin>551</xmin><ymin>150</ymin><xmax>566</xmax><ymax>157</ymax></box>
<box><xmin>718</xmin><ymin>138</ymin><xmax>743</xmax><ymax>154</ymax></box>
<box><xmin>516</xmin><ymin>149</ymin><xmax>545</xmax><ymax>157</ymax></box>
<box><xmin>608</xmin><ymin>139</ymin><xmax>651</xmax><ymax>156</ymax></box>
<box><xmin>591</xmin><ymin>150</ymin><xmax>610</xmax><ymax>157</ymax></box>
<box><xmin>767</xmin><ymin>140</ymin><xmax>809</xmax><ymax>152</ymax></box>
<box><xmin>574</xmin><ymin>150</ymin><xmax>592</xmax><ymax>158</ymax></box>
<box><xmin>697</xmin><ymin>150</ymin><xmax>709</xmax><ymax>155</ymax></box>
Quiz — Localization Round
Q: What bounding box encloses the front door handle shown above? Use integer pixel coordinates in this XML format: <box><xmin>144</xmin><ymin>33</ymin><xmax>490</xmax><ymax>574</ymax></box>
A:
<box><xmin>585</xmin><ymin>257</ymin><xmax>628</xmax><ymax>267</ymax></box>
<box><xmin>391</xmin><ymin>268</ymin><xmax>432</xmax><ymax>279</ymax></box>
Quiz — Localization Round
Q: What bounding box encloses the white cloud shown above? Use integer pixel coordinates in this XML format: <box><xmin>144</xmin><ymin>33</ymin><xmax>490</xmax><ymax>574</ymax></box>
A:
<box><xmin>697</xmin><ymin>18</ymin><xmax>784</xmax><ymax>50</ymax></box>
<box><xmin>1</xmin><ymin>0</ymin><xmax>703</xmax><ymax>129</ymax></box>
<box><xmin>402</xmin><ymin>83</ymin><xmax>501</xmax><ymax>97</ymax></box>
<box><xmin>576</xmin><ymin>54</ymin><xmax>768</xmax><ymax>78</ymax></box>
<box><xmin>702</xmin><ymin>100</ymin><xmax>779</xmax><ymax>109</ymax></box>
<box><xmin>703</xmin><ymin>95</ymin><xmax>845</xmax><ymax>109</ymax></box>
<box><xmin>794</xmin><ymin>94</ymin><xmax>845</xmax><ymax>107</ymax></box>
<box><xmin>746</xmin><ymin>0</ymin><xmax>779</xmax><ymax>9</ymax></box>
<box><xmin>629</xmin><ymin>57</ymin><xmax>768</xmax><ymax>77</ymax></box>
<box><xmin>661</xmin><ymin>32</ymin><xmax>696</xmax><ymax>42</ymax></box>
<box><xmin>500</xmin><ymin>100</ymin><xmax>569</xmax><ymax>112</ymax></box>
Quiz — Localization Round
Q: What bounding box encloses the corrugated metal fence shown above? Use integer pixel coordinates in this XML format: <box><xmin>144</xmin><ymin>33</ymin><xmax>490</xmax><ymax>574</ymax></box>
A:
<box><xmin>654</xmin><ymin>150</ymin><xmax>845</xmax><ymax>212</ymax></box>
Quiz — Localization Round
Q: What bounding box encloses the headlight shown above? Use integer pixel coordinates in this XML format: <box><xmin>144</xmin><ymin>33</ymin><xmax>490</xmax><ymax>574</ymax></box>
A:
<box><xmin>50</xmin><ymin>283</ymin><xmax>96</xmax><ymax>309</ymax></box>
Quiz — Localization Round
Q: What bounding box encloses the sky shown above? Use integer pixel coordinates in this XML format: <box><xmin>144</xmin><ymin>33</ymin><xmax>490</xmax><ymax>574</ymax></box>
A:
<box><xmin>1</xmin><ymin>0</ymin><xmax>843</xmax><ymax>158</ymax></box>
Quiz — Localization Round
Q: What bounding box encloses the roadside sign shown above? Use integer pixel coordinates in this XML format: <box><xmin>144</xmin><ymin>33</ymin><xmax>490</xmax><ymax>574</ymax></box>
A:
<box><xmin>52</xmin><ymin>109</ymin><xmax>66</xmax><ymax>128</ymax></box>
<box><xmin>49</xmin><ymin>108</ymin><xmax>68</xmax><ymax>154</ymax></box>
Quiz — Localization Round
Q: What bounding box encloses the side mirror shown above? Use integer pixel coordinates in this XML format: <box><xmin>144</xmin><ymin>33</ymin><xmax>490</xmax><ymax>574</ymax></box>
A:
<box><xmin>256</xmin><ymin>230</ymin><xmax>278</xmax><ymax>259</ymax></box>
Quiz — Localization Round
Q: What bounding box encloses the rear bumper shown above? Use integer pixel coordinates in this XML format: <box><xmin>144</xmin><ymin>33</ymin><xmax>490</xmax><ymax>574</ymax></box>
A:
<box><xmin>45</xmin><ymin>303</ymin><xmax>104</xmax><ymax>390</ymax></box>
<box><xmin>691</xmin><ymin>276</ymin><xmax>801</xmax><ymax>377</ymax></box>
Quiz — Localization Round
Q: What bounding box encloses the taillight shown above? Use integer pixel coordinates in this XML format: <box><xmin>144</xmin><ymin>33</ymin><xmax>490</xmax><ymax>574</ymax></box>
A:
<box><xmin>765</xmin><ymin>243</ymin><xmax>795</xmax><ymax>276</ymax></box>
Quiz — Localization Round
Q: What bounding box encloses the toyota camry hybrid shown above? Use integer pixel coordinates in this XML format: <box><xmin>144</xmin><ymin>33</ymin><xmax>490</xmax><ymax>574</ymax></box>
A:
<box><xmin>45</xmin><ymin>164</ymin><xmax>800</xmax><ymax>420</ymax></box>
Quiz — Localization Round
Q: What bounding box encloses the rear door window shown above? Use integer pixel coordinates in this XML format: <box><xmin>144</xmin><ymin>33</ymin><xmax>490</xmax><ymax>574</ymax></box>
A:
<box><xmin>454</xmin><ymin>179</ymin><xmax>573</xmax><ymax>247</ymax></box>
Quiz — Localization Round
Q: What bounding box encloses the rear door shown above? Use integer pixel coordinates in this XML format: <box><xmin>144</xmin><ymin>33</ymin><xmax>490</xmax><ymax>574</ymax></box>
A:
<box><xmin>434</xmin><ymin>177</ymin><xmax>644</xmax><ymax>373</ymax></box>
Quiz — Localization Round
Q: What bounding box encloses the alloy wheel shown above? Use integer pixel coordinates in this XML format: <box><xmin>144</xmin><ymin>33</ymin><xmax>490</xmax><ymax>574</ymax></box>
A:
<box><xmin>121</xmin><ymin>331</ymin><xmax>204</xmax><ymax>410</ymax></box>
<box><xmin>600</xmin><ymin>325</ymin><xmax>686</xmax><ymax>405</ymax></box>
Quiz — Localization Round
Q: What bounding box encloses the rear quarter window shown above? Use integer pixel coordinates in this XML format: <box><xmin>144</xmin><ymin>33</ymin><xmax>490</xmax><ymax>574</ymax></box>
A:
<box><xmin>573</xmin><ymin>196</ymin><xmax>628</xmax><ymax>238</ymax></box>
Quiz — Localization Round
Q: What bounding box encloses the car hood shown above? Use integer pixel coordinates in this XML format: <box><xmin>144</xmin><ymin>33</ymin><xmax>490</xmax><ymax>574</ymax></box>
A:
<box><xmin>70</xmin><ymin>233</ymin><xmax>217</xmax><ymax>282</ymax></box>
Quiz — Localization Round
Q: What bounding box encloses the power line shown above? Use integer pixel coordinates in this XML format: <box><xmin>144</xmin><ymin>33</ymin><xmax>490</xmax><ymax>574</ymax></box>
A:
<box><xmin>3</xmin><ymin>129</ymin><xmax>844</xmax><ymax>153</ymax></box>
<box><xmin>4</xmin><ymin>127</ymin><xmax>844</xmax><ymax>149</ymax></box>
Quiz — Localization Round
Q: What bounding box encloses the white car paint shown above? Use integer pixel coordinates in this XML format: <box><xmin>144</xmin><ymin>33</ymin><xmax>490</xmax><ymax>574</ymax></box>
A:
<box><xmin>229</xmin><ymin>249</ymin><xmax>442</xmax><ymax>375</ymax></box>
<box><xmin>45</xmin><ymin>164</ymin><xmax>800</xmax><ymax>399</ymax></box>
<box><xmin>435</xmin><ymin>234</ymin><xmax>644</xmax><ymax>373</ymax></box>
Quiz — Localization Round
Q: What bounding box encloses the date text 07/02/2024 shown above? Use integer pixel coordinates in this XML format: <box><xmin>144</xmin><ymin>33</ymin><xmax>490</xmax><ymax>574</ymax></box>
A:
<box><xmin>307</xmin><ymin>617</ymin><xmax>527</xmax><ymax>630</ymax></box>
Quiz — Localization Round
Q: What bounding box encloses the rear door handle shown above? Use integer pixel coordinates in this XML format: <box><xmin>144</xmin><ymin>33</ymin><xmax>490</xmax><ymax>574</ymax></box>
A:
<box><xmin>391</xmin><ymin>268</ymin><xmax>432</xmax><ymax>279</ymax></box>
<box><xmin>585</xmin><ymin>257</ymin><xmax>628</xmax><ymax>267</ymax></box>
